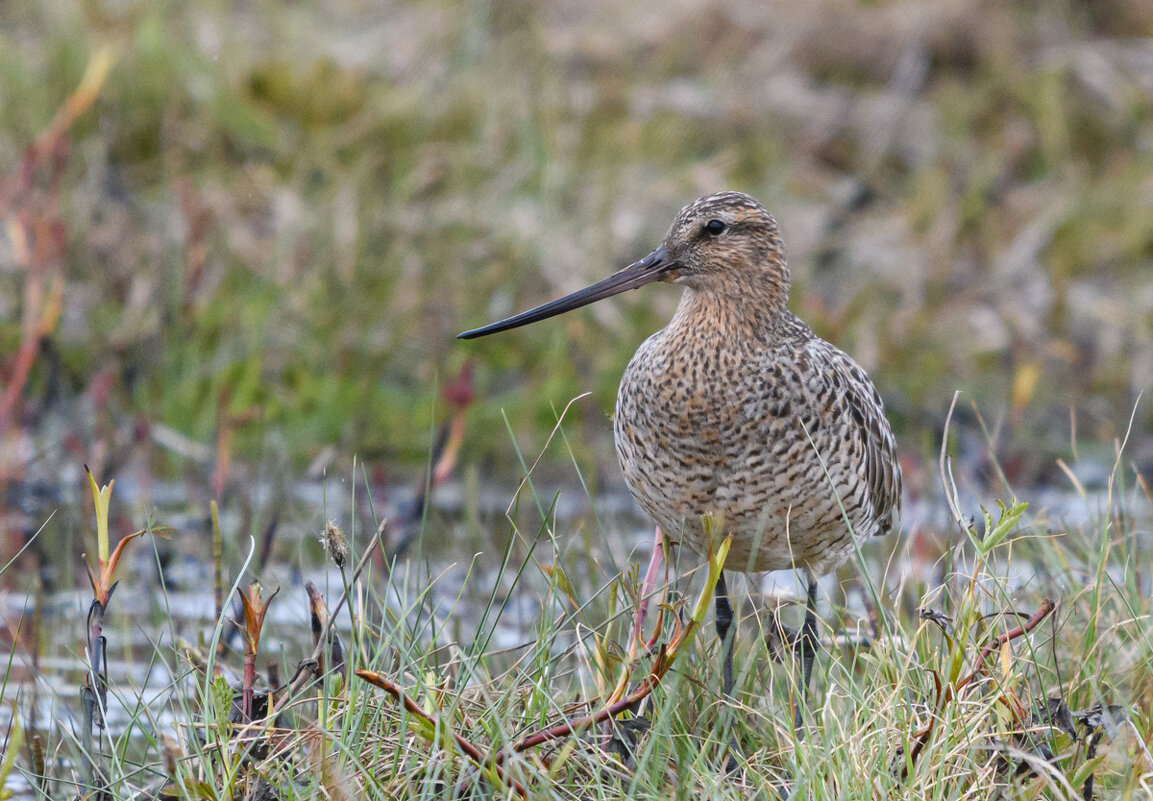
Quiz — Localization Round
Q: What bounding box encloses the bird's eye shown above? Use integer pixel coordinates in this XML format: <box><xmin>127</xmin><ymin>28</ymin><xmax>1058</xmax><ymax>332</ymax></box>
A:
<box><xmin>705</xmin><ymin>219</ymin><xmax>726</xmax><ymax>236</ymax></box>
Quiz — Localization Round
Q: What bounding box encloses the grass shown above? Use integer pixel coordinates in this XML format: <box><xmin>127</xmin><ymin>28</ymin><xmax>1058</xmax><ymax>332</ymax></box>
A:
<box><xmin>1</xmin><ymin>413</ymin><xmax>1150</xmax><ymax>800</ymax></box>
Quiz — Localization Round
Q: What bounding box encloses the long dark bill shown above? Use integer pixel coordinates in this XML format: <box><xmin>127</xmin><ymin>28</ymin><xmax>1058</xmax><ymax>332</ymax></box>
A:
<box><xmin>457</xmin><ymin>245</ymin><xmax>672</xmax><ymax>340</ymax></box>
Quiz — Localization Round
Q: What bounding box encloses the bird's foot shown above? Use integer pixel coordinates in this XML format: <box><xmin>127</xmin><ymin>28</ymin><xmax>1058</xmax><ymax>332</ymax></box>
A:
<box><xmin>766</xmin><ymin>585</ymin><xmax>820</xmax><ymax>740</ymax></box>
<box><xmin>720</xmin><ymin>744</ymin><xmax>741</xmax><ymax>776</ymax></box>
<box><xmin>601</xmin><ymin>716</ymin><xmax>651</xmax><ymax>770</ymax></box>
<box><xmin>764</xmin><ymin>614</ymin><xmax>812</xmax><ymax>664</ymax></box>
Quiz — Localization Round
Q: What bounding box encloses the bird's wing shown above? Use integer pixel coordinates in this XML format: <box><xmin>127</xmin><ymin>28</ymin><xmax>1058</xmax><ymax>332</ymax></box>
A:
<box><xmin>811</xmin><ymin>341</ymin><xmax>903</xmax><ymax>536</ymax></box>
<box><xmin>845</xmin><ymin>355</ymin><xmax>901</xmax><ymax>535</ymax></box>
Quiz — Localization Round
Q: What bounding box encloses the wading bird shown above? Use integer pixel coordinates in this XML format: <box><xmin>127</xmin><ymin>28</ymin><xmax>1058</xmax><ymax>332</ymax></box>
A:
<box><xmin>459</xmin><ymin>191</ymin><xmax>900</xmax><ymax>733</ymax></box>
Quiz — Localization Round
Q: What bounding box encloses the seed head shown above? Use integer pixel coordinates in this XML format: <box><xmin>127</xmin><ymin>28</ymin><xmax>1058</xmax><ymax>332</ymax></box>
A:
<box><xmin>321</xmin><ymin>520</ymin><xmax>349</xmax><ymax>569</ymax></box>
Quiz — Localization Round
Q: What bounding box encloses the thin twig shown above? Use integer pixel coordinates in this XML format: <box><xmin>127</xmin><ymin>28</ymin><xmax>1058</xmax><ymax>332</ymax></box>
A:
<box><xmin>939</xmin><ymin>391</ymin><xmax>968</xmax><ymax>536</ymax></box>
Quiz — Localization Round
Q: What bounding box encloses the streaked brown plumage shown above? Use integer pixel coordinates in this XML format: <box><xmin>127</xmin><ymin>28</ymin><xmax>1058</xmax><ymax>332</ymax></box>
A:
<box><xmin>459</xmin><ymin>191</ymin><xmax>901</xmax><ymax>729</ymax></box>
<box><xmin>611</xmin><ymin>192</ymin><xmax>900</xmax><ymax>575</ymax></box>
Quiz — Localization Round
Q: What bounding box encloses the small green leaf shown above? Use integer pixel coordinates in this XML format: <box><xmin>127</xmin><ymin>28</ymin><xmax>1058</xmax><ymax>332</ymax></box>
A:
<box><xmin>689</xmin><ymin>527</ymin><xmax>731</xmax><ymax>633</ymax></box>
<box><xmin>541</xmin><ymin>563</ymin><xmax>576</xmax><ymax>605</ymax></box>
<box><xmin>184</xmin><ymin>780</ymin><xmax>220</xmax><ymax>800</ymax></box>
<box><xmin>86</xmin><ymin>466</ymin><xmax>114</xmax><ymax>564</ymax></box>
<box><xmin>211</xmin><ymin>675</ymin><xmax>233</xmax><ymax>736</ymax></box>
<box><xmin>1068</xmin><ymin>752</ymin><xmax>1107</xmax><ymax>790</ymax></box>
<box><xmin>979</xmin><ymin>499</ymin><xmax>1028</xmax><ymax>555</ymax></box>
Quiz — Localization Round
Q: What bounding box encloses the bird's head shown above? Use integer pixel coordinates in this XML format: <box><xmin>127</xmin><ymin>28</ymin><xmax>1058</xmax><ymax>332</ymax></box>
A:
<box><xmin>659</xmin><ymin>191</ymin><xmax>788</xmax><ymax>299</ymax></box>
<box><xmin>457</xmin><ymin>191</ymin><xmax>789</xmax><ymax>340</ymax></box>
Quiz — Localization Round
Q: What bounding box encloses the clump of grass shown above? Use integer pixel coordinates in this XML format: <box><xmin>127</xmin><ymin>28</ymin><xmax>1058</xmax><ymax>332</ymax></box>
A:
<box><xmin>2</xmin><ymin>412</ymin><xmax>1150</xmax><ymax>800</ymax></box>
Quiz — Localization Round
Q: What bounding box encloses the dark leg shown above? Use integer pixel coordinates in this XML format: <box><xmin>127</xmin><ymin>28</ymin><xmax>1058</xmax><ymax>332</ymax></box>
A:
<box><xmin>713</xmin><ymin>571</ymin><xmax>741</xmax><ymax>774</ymax></box>
<box><xmin>792</xmin><ymin>574</ymin><xmax>819</xmax><ymax>736</ymax></box>
<box><xmin>714</xmin><ymin>571</ymin><xmax>735</xmax><ymax>697</ymax></box>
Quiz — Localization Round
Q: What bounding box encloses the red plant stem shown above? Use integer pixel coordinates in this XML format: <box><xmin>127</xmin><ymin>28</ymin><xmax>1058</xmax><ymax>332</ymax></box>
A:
<box><xmin>505</xmin><ymin>668</ymin><xmax>662</xmax><ymax>761</ymax></box>
<box><xmin>644</xmin><ymin>607</ymin><xmax>666</xmax><ymax>652</ymax></box>
<box><xmin>902</xmin><ymin>670</ymin><xmax>947</xmax><ymax>779</ymax></box>
<box><xmin>450</xmin><ymin>550</ymin><xmax>718</xmax><ymax>798</ymax></box>
<box><xmin>355</xmin><ymin>670</ymin><xmax>527</xmax><ymax>799</ymax></box>
<box><xmin>85</xmin><ymin>599</ymin><xmax>108</xmax><ymax>731</ymax></box>
<box><xmin>448</xmin><ymin>653</ymin><xmax>678</xmax><ymax>799</ymax></box>
<box><xmin>242</xmin><ymin>653</ymin><xmax>256</xmax><ymax>722</ymax></box>
<box><xmin>632</xmin><ymin>527</ymin><xmax>665</xmax><ymax>647</ymax></box>
<box><xmin>962</xmin><ymin>598</ymin><xmax>1056</xmax><ymax>686</ymax></box>
<box><xmin>431</xmin><ymin>410</ymin><xmax>466</xmax><ymax>487</ymax></box>
<box><xmin>902</xmin><ymin>598</ymin><xmax>1057</xmax><ymax>780</ymax></box>
<box><xmin>237</xmin><ymin>584</ymin><xmax>277</xmax><ymax>721</ymax></box>
<box><xmin>493</xmin><ymin>624</ymin><xmax>693</xmax><ymax>766</ymax></box>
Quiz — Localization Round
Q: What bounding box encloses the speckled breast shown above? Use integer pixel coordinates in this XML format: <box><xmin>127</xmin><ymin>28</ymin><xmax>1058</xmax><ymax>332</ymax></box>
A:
<box><xmin>612</xmin><ymin>325</ymin><xmax>887</xmax><ymax>575</ymax></box>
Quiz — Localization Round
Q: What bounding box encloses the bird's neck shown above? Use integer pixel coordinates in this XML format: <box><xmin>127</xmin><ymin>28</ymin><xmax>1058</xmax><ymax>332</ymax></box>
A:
<box><xmin>668</xmin><ymin>283</ymin><xmax>787</xmax><ymax>347</ymax></box>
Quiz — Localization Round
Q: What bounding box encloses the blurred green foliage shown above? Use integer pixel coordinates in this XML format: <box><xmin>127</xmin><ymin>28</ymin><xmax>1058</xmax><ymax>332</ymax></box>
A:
<box><xmin>1</xmin><ymin>0</ymin><xmax>1151</xmax><ymax>483</ymax></box>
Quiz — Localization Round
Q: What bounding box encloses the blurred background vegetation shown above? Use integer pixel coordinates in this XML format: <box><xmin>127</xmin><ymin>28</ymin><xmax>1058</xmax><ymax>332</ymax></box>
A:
<box><xmin>2</xmin><ymin>0</ymin><xmax>1152</xmax><ymax>498</ymax></box>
